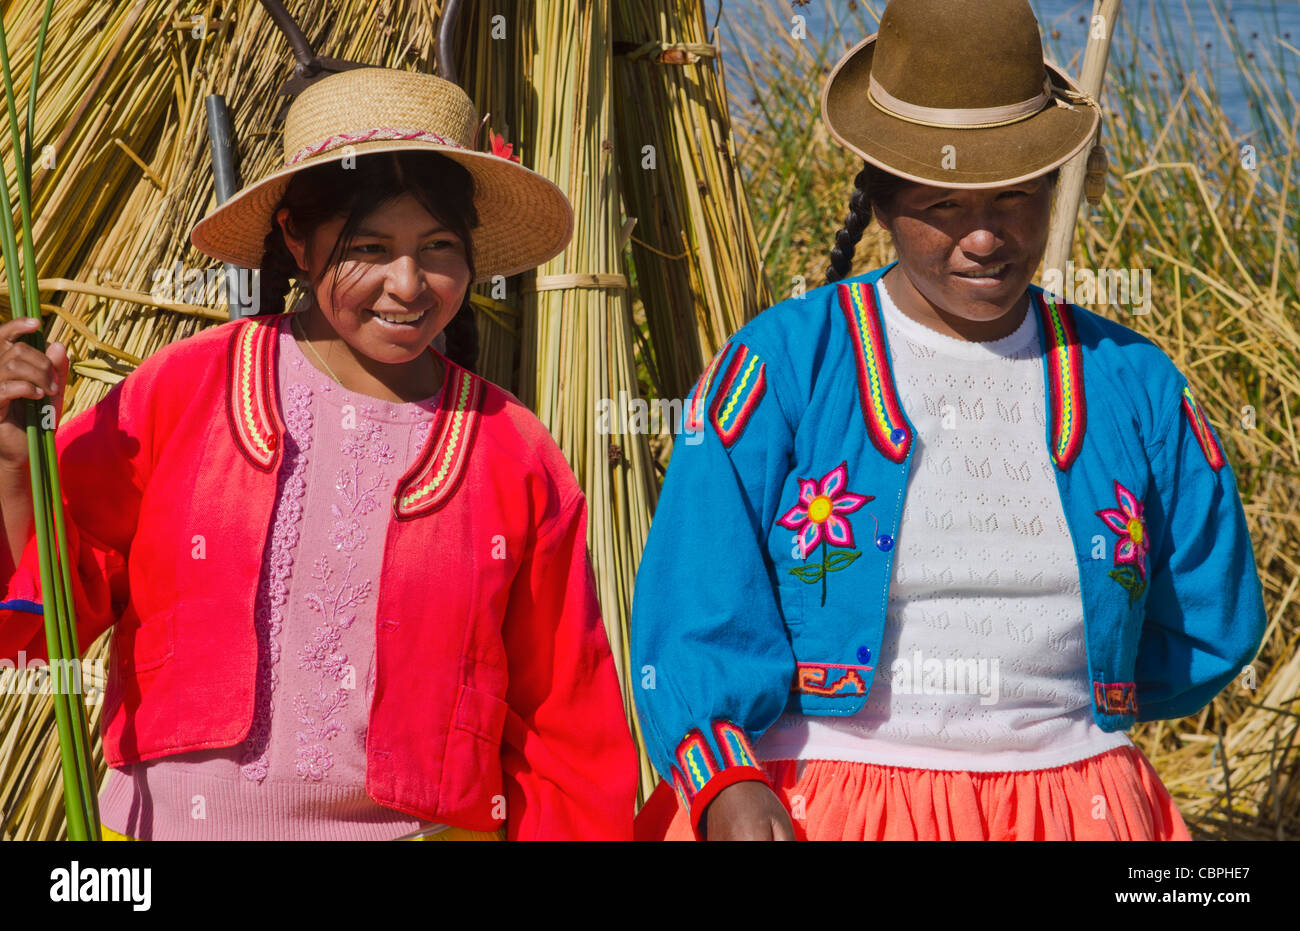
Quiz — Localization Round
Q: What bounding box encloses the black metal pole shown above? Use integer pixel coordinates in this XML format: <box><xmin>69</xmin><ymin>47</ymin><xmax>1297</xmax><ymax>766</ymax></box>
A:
<box><xmin>204</xmin><ymin>94</ymin><xmax>248</xmax><ymax>319</ymax></box>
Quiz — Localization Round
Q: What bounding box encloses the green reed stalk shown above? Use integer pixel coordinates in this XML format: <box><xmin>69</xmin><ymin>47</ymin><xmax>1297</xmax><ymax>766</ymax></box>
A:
<box><xmin>0</xmin><ymin>0</ymin><xmax>98</xmax><ymax>841</ymax></box>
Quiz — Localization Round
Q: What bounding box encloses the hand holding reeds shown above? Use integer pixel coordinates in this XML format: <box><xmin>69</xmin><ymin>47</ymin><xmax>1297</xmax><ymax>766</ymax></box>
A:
<box><xmin>0</xmin><ymin>0</ymin><xmax>100</xmax><ymax>840</ymax></box>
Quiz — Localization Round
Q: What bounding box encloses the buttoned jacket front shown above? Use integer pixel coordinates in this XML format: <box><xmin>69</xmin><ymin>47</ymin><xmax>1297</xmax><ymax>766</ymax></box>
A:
<box><xmin>630</xmin><ymin>262</ymin><xmax>1267</xmax><ymax>831</ymax></box>
<box><xmin>0</xmin><ymin>312</ymin><xmax>637</xmax><ymax>840</ymax></box>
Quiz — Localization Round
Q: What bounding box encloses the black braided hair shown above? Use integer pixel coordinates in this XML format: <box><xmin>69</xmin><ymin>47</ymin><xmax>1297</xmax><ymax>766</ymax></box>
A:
<box><xmin>256</xmin><ymin>221</ymin><xmax>299</xmax><ymax>316</ymax></box>
<box><xmin>824</xmin><ymin>161</ymin><xmax>914</xmax><ymax>286</ymax></box>
<box><xmin>256</xmin><ymin>150</ymin><xmax>481</xmax><ymax>372</ymax></box>
<box><xmin>825</xmin><ymin>163</ymin><xmax>874</xmax><ymax>286</ymax></box>
<box><xmin>824</xmin><ymin>163</ymin><xmax>1062</xmax><ymax>286</ymax></box>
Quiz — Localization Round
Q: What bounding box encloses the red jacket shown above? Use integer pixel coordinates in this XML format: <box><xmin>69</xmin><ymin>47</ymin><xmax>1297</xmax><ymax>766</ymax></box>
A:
<box><xmin>0</xmin><ymin>313</ymin><xmax>637</xmax><ymax>840</ymax></box>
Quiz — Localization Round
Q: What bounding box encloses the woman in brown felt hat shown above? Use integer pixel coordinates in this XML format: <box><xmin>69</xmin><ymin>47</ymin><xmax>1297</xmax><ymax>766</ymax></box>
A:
<box><xmin>0</xmin><ymin>67</ymin><xmax>638</xmax><ymax>840</ymax></box>
<box><xmin>630</xmin><ymin>0</ymin><xmax>1265</xmax><ymax>840</ymax></box>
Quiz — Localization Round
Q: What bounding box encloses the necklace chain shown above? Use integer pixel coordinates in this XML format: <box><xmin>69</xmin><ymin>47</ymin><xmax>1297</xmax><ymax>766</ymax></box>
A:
<box><xmin>290</xmin><ymin>311</ymin><xmax>443</xmax><ymax>401</ymax></box>
<box><xmin>291</xmin><ymin>312</ymin><xmax>346</xmax><ymax>387</ymax></box>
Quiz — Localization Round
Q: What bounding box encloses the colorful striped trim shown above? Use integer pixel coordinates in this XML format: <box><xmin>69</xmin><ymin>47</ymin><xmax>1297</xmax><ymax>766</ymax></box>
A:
<box><xmin>1181</xmin><ymin>386</ymin><xmax>1226</xmax><ymax>472</ymax></box>
<box><xmin>672</xmin><ymin>729</ymin><xmax>720</xmax><ymax>805</ymax></box>
<box><xmin>838</xmin><ymin>282</ymin><xmax>911</xmax><ymax>463</ymax></box>
<box><xmin>1093</xmin><ymin>680</ymin><xmax>1138</xmax><ymax>716</ymax></box>
<box><xmin>226</xmin><ymin>318</ymin><xmax>285</xmax><ymax>472</ymax></box>
<box><xmin>394</xmin><ymin>364</ymin><xmax>483</xmax><ymax>519</ymax></box>
<box><xmin>708</xmin><ymin>344</ymin><xmax>767</xmax><ymax>447</ymax></box>
<box><xmin>793</xmin><ymin>662</ymin><xmax>871</xmax><ymax>697</ymax></box>
<box><xmin>287</xmin><ymin>128</ymin><xmax>460</xmax><ymax>165</ymax></box>
<box><xmin>712</xmin><ymin>721</ymin><xmax>759</xmax><ymax>769</ymax></box>
<box><xmin>1036</xmin><ymin>292</ymin><xmax>1087</xmax><ymax>471</ymax></box>
<box><xmin>685</xmin><ymin>343</ymin><xmax>730</xmax><ymax>433</ymax></box>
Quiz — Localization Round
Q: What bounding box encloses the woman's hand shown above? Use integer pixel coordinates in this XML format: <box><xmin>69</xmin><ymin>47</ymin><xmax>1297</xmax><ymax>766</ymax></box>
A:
<box><xmin>701</xmin><ymin>780</ymin><xmax>796</xmax><ymax>840</ymax></box>
<box><xmin>0</xmin><ymin>316</ymin><xmax>68</xmax><ymax>474</ymax></box>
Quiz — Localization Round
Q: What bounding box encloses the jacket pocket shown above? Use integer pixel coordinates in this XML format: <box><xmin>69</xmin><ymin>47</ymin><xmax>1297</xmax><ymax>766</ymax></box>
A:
<box><xmin>439</xmin><ymin>683</ymin><xmax>509</xmax><ymax>819</ymax></box>
<box><xmin>115</xmin><ymin>605</ymin><xmax>175</xmax><ymax>672</ymax></box>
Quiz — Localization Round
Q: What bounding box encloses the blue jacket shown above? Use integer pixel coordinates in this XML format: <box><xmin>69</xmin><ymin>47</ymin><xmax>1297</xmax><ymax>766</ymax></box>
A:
<box><xmin>630</xmin><ymin>261</ymin><xmax>1267</xmax><ymax>833</ymax></box>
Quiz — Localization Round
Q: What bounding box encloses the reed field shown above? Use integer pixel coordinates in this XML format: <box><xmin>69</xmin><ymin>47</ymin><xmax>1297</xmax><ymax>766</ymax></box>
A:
<box><xmin>0</xmin><ymin>0</ymin><xmax>1294</xmax><ymax>839</ymax></box>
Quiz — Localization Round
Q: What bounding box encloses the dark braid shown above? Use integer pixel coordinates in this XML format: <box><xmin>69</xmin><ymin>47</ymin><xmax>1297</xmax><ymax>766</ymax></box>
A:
<box><xmin>825</xmin><ymin>163</ymin><xmax>875</xmax><ymax>285</ymax></box>
<box><xmin>441</xmin><ymin>295</ymin><xmax>479</xmax><ymax>373</ymax></box>
<box><xmin>255</xmin><ymin>221</ymin><xmax>299</xmax><ymax>316</ymax></box>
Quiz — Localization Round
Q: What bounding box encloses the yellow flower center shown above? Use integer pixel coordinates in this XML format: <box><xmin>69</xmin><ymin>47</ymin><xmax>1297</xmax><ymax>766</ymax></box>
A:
<box><xmin>808</xmin><ymin>495</ymin><xmax>832</xmax><ymax>523</ymax></box>
<box><xmin>1127</xmin><ymin>518</ymin><xmax>1144</xmax><ymax>545</ymax></box>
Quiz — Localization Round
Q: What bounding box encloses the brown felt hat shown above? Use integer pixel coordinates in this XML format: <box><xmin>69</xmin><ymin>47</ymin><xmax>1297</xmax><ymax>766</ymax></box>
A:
<box><xmin>190</xmin><ymin>67</ymin><xmax>574</xmax><ymax>283</ymax></box>
<box><xmin>821</xmin><ymin>0</ymin><xmax>1101</xmax><ymax>187</ymax></box>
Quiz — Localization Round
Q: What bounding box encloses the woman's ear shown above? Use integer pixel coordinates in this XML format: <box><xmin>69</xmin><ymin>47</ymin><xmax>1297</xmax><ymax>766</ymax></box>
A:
<box><xmin>275</xmin><ymin>207</ymin><xmax>309</xmax><ymax>274</ymax></box>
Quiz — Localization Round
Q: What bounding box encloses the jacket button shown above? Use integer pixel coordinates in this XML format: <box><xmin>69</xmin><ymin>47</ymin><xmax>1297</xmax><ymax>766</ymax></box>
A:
<box><xmin>857</xmin><ymin>646</ymin><xmax>871</xmax><ymax>664</ymax></box>
<box><xmin>876</xmin><ymin>534</ymin><xmax>894</xmax><ymax>551</ymax></box>
<box><xmin>266</xmin><ymin>434</ymin><xmax>278</xmax><ymax>449</ymax></box>
<box><xmin>890</xmin><ymin>427</ymin><xmax>906</xmax><ymax>444</ymax></box>
<box><xmin>380</xmin><ymin>618</ymin><xmax>399</xmax><ymax>631</ymax></box>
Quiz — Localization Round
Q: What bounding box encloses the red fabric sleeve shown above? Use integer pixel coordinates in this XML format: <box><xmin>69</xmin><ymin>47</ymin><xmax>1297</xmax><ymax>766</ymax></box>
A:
<box><xmin>0</xmin><ymin>375</ymin><xmax>147</xmax><ymax>664</ymax></box>
<box><xmin>499</xmin><ymin>490</ymin><xmax>638</xmax><ymax>840</ymax></box>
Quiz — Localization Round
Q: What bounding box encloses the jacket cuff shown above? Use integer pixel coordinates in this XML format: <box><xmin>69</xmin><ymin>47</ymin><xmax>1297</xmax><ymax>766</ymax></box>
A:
<box><xmin>671</xmin><ymin>720</ymin><xmax>772</xmax><ymax>840</ymax></box>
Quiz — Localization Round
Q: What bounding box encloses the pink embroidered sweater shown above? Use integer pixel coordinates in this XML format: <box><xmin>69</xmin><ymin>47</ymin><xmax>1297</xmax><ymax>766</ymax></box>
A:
<box><xmin>99</xmin><ymin>316</ymin><xmax>444</xmax><ymax>840</ymax></box>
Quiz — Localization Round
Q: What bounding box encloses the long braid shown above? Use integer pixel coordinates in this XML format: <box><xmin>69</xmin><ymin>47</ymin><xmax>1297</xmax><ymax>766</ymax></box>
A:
<box><xmin>825</xmin><ymin>162</ymin><xmax>874</xmax><ymax>285</ymax></box>
<box><xmin>255</xmin><ymin>222</ymin><xmax>298</xmax><ymax>316</ymax></box>
<box><xmin>440</xmin><ymin>296</ymin><xmax>479</xmax><ymax>373</ymax></box>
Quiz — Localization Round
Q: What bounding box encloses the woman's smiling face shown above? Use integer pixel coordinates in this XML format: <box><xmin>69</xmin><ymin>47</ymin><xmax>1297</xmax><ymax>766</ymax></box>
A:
<box><xmin>874</xmin><ymin>176</ymin><xmax>1053</xmax><ymax>323</ymax></box>
<box><xmin>277</xmin><ymin>192</ymin><xmax>472</xmax><ymax>366</ymax></box>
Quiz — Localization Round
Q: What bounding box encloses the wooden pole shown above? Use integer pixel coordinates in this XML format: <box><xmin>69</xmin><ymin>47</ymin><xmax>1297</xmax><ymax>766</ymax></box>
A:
<box><xmin>1043</xmin><ymin>0</ymin><xmax>1122</xmax><ymax>283</ymax></box>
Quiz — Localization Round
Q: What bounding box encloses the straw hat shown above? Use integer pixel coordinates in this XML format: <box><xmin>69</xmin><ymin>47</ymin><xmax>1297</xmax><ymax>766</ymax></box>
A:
<box><xmin>190</xmin><ymin>67</ymin><xmax>574</xmax><ymax>283</ymax></box>
<box><xmin>821</xmin><ymin>0</ymin><xmax>1101</xmax><ymax>187</ymax></box>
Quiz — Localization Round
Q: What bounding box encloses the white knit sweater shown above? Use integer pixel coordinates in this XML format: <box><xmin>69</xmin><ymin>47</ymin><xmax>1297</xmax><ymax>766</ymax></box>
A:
<box><xmin>755</xmin><ymin>277</ymin><xmax>1131</xmax><ymax>771</ymax></box>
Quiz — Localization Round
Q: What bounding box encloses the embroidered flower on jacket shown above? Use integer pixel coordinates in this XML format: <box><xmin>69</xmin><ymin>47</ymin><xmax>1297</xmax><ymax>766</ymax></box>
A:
<box><xmin>777</xmin><ymin>461</ymin><xmax>874</xmax><ymax>606</ymax></box>
<box><xmin>1096</xmin><ymin>479</ymin><xmax>1150</xmax><ymax>602</ymax></box>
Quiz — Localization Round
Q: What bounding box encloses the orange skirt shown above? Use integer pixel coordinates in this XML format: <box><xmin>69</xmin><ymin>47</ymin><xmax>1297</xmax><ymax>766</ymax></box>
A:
<box><xmin>636</xmin><ymin>744</ymin><xmax>1192</xmax><ymax>841</ymax></box>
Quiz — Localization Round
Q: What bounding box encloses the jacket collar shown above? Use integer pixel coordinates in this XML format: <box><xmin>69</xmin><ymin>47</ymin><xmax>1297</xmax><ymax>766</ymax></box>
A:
<box><xmin>225</xmin><ymin>313</ymin><xmax>484</xmax><ymax>518</ymax></box>
<box><xmin>837</xmin><ymin>268</ymin><xmax>1086</xmax><ymax>471</ymax></box>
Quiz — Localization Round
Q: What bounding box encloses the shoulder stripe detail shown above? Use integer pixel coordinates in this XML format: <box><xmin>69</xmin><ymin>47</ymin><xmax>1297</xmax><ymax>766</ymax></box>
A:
<box><xmin>709</xmin><ymin>344</ymin><xmax>766</xmax><ymax>447</ymax></box>
<box><xmin>685</xmin><ymin>342</ymin><xmax>730</xmax><ymax>433</ymax></box>
<box><xmin>1181</xmin><ymin>386</ymin><xmax>1226</xmax><ymax>471</ymax></box>
<box><xmin>394</xmin><ymin>363</ymin><xmax>484</xmax><ymax>519</ymax></box>
<box><xmin>1036</xmin><ymin>292</ymin><xmax>1087</xmax><ymax>471</ymax></box>
<box><xmin>226</xmin><ymin>317</ymin><xmax>284</xmax><ymax>472</ymax></box>
<box><xmin>838</xmin><ymin>281</ymin><xmax>911</xmax><ymax>463</ymax></box>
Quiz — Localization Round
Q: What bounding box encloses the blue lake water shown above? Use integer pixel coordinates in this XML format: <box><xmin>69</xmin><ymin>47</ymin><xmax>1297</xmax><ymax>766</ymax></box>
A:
<box><xmin>721</xmin><ymin>0</ymin><xmax>1299</xmax><ymax>133</ymax></box>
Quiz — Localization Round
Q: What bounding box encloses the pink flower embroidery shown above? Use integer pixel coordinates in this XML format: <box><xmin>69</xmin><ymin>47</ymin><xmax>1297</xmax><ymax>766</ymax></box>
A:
<box><xmin>1096</xmin><ymin>479</ymin><xmax>1149</xmax><ymax>602</ymax></box>
<box><xmin>777</xmin><ymin>461</ymin><xmax>872</xmax><ymax>558</ymax></box>
<box><xmin>777</xmin><ymin>461</ymin><xmax>874</xmax><ymax>606</ymax></box>
<box><xmin>489</xmin><ymin>129</ymin><xmax>521</xmax><ymax>163</ymax></box>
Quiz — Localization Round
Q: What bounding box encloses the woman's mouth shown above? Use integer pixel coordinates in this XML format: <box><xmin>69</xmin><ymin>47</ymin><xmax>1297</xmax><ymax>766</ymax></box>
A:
<box><xmin>952</xmin><ymin>263</ymin><xmax>1011</xmax><ymax>284</ymax></box>
<box><xmin>367</xmin><ymin>308</ymin><xmax>428</xmax><ymax>328</ymax></box>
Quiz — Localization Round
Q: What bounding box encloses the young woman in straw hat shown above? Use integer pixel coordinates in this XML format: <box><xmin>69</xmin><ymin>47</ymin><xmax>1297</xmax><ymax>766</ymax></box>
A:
<box><xmin>631</xmin><ymin>0</ymin><xmax>1266</xmax><ymax>840</ymax></box>
<box><xmin>0</xmin><ymin>67</ymin><xmax>637</xmax><ymax>840</ymax></box>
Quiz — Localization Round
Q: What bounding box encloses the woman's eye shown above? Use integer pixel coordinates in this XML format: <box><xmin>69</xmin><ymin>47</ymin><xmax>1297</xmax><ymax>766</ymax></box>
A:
<box><xmin>426</xmin><ymin>240</ymin><xmax>457</xmax><ymax>251</ymax></box>
<box><xmin>353</xmin><ymin>244</ymin><xmax>384</xmax><ymax>254</ymax></box>
<box><xmin>930</xmin><ymin>201</ymin><xmax>958</xmax><ymax>210</ymax></box>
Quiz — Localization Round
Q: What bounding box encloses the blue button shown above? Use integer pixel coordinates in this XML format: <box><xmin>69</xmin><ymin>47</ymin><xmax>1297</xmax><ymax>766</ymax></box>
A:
<box><xmin>890</xmin><ymin>427</ymin><xmax>906</xmax><ymax>444</ymax></box>
<box><xmin>876</xmin><ymin>534</ymin><xmax>894</xmax><ymax>551</ymax></box>
<box><xmin>857</xmin><ymin>646</ymin><xmax>871</xmax><ymax>664</ymax></box>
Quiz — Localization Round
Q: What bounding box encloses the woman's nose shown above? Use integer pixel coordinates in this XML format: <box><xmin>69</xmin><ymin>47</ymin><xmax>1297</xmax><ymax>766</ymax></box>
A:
<box><xmin>385</xmin><ymin>254</ymin><xmax>427</xmax><ymax>301</ymax></box>
<box><xmin>959</xmin><ymin>220</ymin><xmax>1003</xmax><ymax>257</ymax></box>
